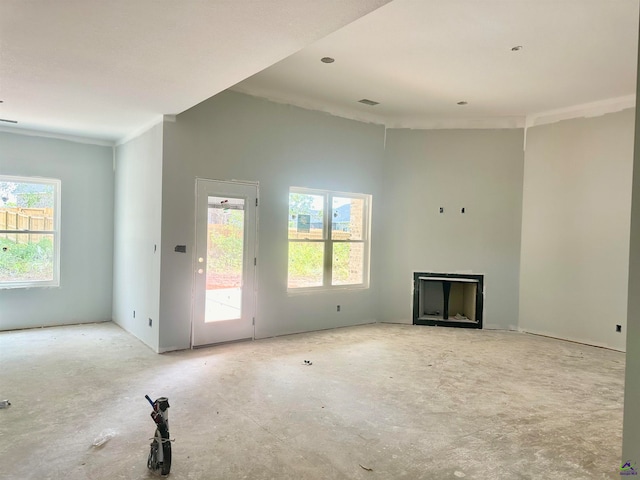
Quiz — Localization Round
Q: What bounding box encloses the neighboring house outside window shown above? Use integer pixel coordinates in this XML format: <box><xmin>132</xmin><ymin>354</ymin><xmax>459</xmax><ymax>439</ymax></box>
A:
<box><xmin>0</xmin><ymin>175</ymin><xmax>61</xmax><ymax>288</ymax></box>
<box><xmin>288</xmin><ymin>187</ymin><xmax>371</xmax><ymax>291</ymax></box>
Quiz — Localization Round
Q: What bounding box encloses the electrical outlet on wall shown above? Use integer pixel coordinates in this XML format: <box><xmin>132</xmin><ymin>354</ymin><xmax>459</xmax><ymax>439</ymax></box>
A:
<box><xmin>616</xmin><ymin>324</ymin><xmax>622</xmax><ymax>333</ymax></box>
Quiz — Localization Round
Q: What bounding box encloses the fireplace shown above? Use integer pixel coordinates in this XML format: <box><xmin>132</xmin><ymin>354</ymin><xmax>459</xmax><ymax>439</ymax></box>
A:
<box><xmin>413</xmin><ymin>272</ymin><xmax>484</xmax><ymax>329</ymax></box>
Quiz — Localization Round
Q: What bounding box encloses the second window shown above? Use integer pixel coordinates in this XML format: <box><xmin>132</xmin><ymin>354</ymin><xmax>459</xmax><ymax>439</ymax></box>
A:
<box><xmin>288</xmin><ymin>187</ymin><xmax>370</xmax><ymax>290</ymax></box>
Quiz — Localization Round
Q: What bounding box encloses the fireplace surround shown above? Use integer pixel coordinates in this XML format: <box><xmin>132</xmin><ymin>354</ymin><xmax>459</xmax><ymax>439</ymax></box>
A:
<box><xmin>413</xmin><ymin>272</ymin><xmax>484</xmax><ymax>329</ymax></box>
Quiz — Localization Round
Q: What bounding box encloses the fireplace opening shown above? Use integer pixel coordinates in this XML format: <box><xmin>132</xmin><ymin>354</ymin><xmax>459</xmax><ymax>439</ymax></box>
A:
<box><xmin>413</xmin><ymin>272</ymin><xmax>484</xmax><ymax>329</ymax></box>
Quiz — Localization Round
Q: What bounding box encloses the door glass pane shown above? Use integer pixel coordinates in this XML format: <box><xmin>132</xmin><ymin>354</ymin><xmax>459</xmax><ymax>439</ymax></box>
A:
<box><xmin>288</xmin><ymin>242</ymin><xmax>324</xmax><ymax>288</ymax></box>
<box><xmin>289</xmin><ymin>192</ymin><xmax>324</xmax><ymax>240</ymax></box>
<box><xmin>206</xmin><ymin>196</ymin><xmax>244</xmax><ymax>322</ymax></box>
<box><xmin>332</xmin><ymin>242</ymin><xmax>364</xmax><ymax>285</ymax></box>
<box><xmin>0</xmin><ymin>233</ymin><xmax>54</xmax><ymax>283</ymax></box>
<box><xmin>331</xmin><ymin>196</ymin><xmax>364</xmax><ymax>240</ymax></box>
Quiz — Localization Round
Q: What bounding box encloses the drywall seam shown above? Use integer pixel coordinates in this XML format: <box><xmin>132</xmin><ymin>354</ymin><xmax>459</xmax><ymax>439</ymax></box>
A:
<box><xmin>526</xmin><ymin>95</ymin><xmax>636</xmax><ymax>129</ymax></box>
<box><xmin>384</xmin><ymin>116</ymin><xmax>526</xmax><ymax>130</ymax></box>
<box><xmin>523</xmin><ymin>95</ymin><xmax>636</xmax><ymax>150</ymax></box>
<box><xmin>0</xmin><ymin>125</ymin><xmax>114</xmax><ymax>146</ymax></box>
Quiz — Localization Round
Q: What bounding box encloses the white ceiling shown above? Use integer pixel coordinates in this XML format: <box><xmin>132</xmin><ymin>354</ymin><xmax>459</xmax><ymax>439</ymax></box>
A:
<box><xmin>233</xmin><ymin>0</ymin><xmax>640</xmax><ymax>129</ymax></box>
<box><xmin>1</xmin><ymin>1</ymin><xmax>638</xmax><ymax>143</ymax></box>
<box><xmin>0</xmin><ymin>0</ymin><xmax>390</xmax><ymax>143</ymax></box>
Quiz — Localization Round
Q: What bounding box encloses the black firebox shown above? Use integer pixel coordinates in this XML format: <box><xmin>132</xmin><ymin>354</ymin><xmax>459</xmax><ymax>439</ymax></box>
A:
<box><xmin>413</xmin><ymin>272</ymin><xmax>484</xmax><ymax>329</ymax></box>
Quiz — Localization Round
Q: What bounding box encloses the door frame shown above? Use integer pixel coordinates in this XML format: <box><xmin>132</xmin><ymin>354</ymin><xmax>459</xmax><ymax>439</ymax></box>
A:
<box><xmin>191</xmin><ymin>178</ymin><xmax>259</xmax><ymax>348</ymax></box>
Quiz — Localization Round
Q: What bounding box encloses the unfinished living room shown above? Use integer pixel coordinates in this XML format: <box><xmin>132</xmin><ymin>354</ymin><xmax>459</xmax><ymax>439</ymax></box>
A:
<box><xmin>2</xmin><ymin>1</ymin><xmax>640</xmax><ymax>479</ymax></box>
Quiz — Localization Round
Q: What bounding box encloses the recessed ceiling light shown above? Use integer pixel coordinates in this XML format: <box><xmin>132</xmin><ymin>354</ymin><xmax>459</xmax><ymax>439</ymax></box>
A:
<box><xmin>0</xmin><ymin>118</ymin><xmax>17</xmax><ymax>123</ymax></box>
<box><xmin>457</xmin><ymin>101</ymin><xmax>468</xmax><ymax>106</ymax></box>
<box><xmin>358</xmin><ymin>99</ymin><xmax>379</xmax><ymax>106</ymax></box>
<box><xmin>511</xmin><ymin>45</ymin><xmax>523</xmax><ymax>51</ymax></box>
<box><xmin>321</xmin><ymin>57</ymin><xmax>335</xmax><ymax>64</ymax></box>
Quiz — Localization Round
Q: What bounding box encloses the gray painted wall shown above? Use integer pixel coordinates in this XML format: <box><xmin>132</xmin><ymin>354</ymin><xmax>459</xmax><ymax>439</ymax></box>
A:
<box><xmin>377</xmin><ymin>128</ymin><xmax>525</xmax><ymax>329</ymax></box>
<box><xmin>520</xmin><ymin>110</ymin><xmax>635</xmax><ymax>352</ymax></box>
<box><xmin>160</xmin><ymin>91</ymin><xmax>385</xmax><ymax>351</ymax></box>
<box><xmin>622</xmin><ymin>30</ymin><xmax>640</xmax><ymax>461</ymax></box>
<box><xmin>0</xmin><ymin>131</ymin><xmax>113</xmax><ymax>330</ymax></box>
<box><xmin>112</xmin><ymin>124</ymin><xmax>163</xmax><ymax>351</ymax></box>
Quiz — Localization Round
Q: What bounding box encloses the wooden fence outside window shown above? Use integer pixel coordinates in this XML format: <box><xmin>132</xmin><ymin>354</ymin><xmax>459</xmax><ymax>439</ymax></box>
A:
<box><xmin>0</xmin><ymin>208</ymin><xmax>54</xmax><ymax>243</ymax></box>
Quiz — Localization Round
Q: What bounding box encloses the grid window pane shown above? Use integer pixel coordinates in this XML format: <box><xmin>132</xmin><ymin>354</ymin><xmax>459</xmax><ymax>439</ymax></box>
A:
<box><xmin>289</xmin><ymin>192</ymin><xmax>324</xmax><ymax>240</ymax></box>
<box><xmin>288</xmin><ymin>242</ymin><xmax>324</xmax><ymax>288</ymax></box>
<box><xmin>331</xmin><ymin>196</ymin><xmax>364</xmax><ymax>240</ymax></box>
<box><xmin>332</xmin><ymin>242</ymin><xmax>364</xmax><ymax>286</ymax></box>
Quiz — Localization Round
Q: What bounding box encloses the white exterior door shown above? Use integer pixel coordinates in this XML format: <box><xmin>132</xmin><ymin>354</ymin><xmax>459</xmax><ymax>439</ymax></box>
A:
<box><xmin>193</xmin><ymin>179</ymin><xmax>257</xmax><ymax>347</ymax></box>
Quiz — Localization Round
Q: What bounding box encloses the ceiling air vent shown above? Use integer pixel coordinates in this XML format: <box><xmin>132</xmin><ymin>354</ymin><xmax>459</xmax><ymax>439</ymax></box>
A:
<box><xmin>358</xmin><ymin>99</ymin><xmax>379</xmax><ymax>106</ymax></box>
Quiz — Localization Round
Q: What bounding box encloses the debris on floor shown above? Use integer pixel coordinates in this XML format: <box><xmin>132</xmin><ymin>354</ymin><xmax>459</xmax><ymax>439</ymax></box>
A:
<box><xmin>359</xmin><ymin>464</ymin><xmax>373</xmax><ymax>471</ymax></box>
<box><xmin>454</xmin><ymin>471</ymin><xmax>466</xmax><ymax>478</ymax></box>
<box><xmin>303</xmin><ymin>360</ymin><xmax>313</xmax><ymax>366</ymax></box>
<box><xmin>0</xmin><ymin>400</ymin><xmax>11</xmax><ymax>409</ymax></box>
<box><xmin>92</xmin><ymin>429</ymin><xmax>116</xmax><ymax>447</ymax></box>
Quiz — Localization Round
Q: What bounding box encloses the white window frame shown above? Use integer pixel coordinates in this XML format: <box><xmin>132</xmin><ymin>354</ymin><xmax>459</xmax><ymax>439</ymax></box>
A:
<box><xmin>288</xmin><ymin>186</ymin><xmax>371</xmax><ymax>292</ymax></box>
<box><xmin>0</xmin><ymin>175</ymin><xmax>61</xmax><ymax>289</ymax></box>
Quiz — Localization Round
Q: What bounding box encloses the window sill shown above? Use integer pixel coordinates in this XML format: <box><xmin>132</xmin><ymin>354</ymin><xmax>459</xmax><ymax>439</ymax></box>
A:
<box><xmin>287</xmin><ymin>284</ymin><xmax>370</xmax><ymax>296</ymax></box>
<box><xmin>0</xmin><ymin>283</ymin><xmax>60</xmax><ymax>290</ymax></box>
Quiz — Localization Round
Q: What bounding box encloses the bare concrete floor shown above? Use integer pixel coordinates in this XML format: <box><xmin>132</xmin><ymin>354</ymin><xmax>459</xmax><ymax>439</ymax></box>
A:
<box><xmin>0</xmin><ymin>322</ymin><xmax>624</xmax><ymax>480</ymax></box>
